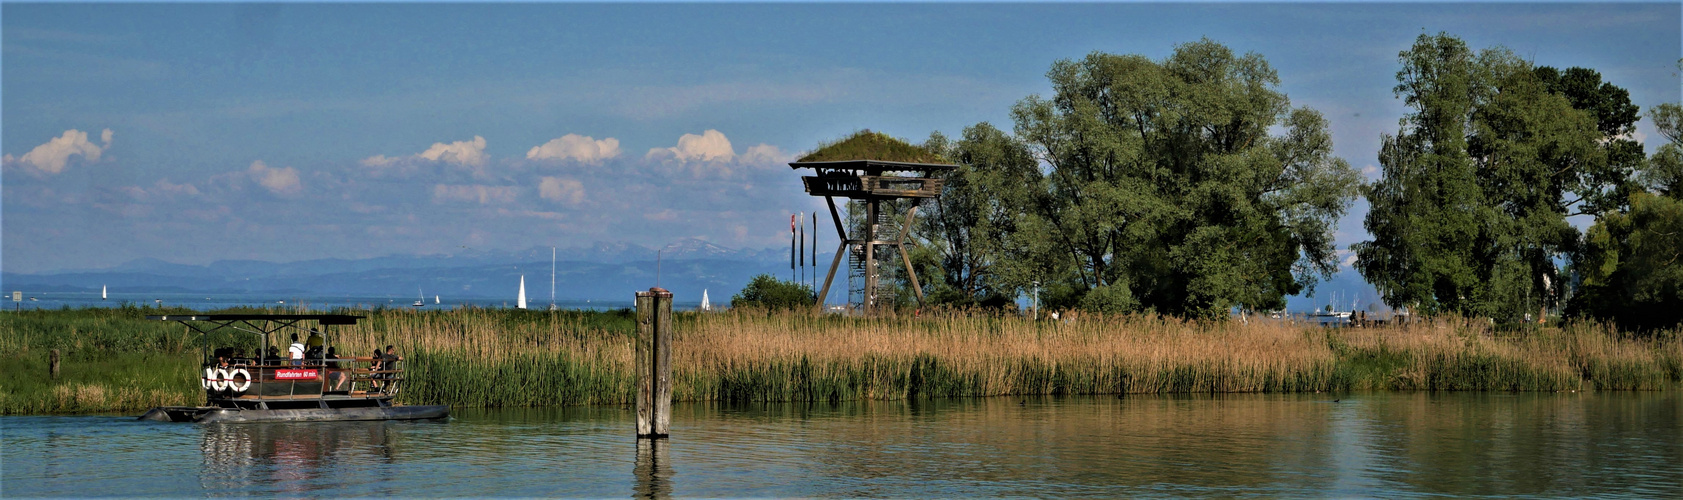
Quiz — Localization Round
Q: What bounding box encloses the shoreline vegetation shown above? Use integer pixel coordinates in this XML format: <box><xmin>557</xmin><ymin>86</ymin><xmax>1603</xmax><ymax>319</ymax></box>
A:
<box><xmin>2</xmin><ymin>307</ymin><xmax>1679</xmax><ymax>415</ymax></box>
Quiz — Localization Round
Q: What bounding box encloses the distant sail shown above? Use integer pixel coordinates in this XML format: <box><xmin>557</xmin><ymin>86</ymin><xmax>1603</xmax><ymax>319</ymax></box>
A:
<box><xmin>701</xmin><ymin>289</ymin><xmax>711</xmax><ymax>311</ymax></box>
<box><xmin>517</xmin><ymin>275</ymin><xmax>528</xmax><ymax>309</ymax></box>
<box><xmin>435</xmin><ymin>295</ymin><xmax>440</xmax><ymax>304</ymax></box>
<box><xmin>102</xmin><ymin>285</ymin><xmax>107</xmax><ymax>300</ymax></box>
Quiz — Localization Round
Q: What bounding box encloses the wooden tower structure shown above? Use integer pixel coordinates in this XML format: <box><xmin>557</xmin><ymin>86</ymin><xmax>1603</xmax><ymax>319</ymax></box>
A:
<box><xmin>789</xmin><ymin>133</ymin><xmax>954</xmax><ymax>314</ymax></box>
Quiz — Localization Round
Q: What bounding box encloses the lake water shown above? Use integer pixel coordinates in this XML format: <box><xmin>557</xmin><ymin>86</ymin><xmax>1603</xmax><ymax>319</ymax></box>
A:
<box><xmin>3</xmin><ymin>392</ymin><xmax>1678</xmax><ymax>497</ymax></box>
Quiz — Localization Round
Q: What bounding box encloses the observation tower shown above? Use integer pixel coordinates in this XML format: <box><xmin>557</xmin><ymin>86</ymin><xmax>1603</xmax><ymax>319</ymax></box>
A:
<box><xmin>789</xmin><ymin>131</ymin><xmax>954</xmax><ymax>314</ymax></box>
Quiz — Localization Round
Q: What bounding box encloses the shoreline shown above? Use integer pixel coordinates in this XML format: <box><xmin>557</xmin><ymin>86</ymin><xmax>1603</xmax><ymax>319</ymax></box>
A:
<box><xmin>3</xmin><ymin>307</ymin><xmax>1679</xmax><ymax>415</ymax></box>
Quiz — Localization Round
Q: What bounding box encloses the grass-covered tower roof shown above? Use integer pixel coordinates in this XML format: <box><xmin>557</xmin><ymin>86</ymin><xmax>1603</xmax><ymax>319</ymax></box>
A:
<box><xmin>794</xmin><ymin>130</ymin><xmax>952</xmax><ymax>165</ymax></box>
<box><xmin>787</xmin><ymin>130</ymin><xmax>953</xmax><ymax>314</ymax></box>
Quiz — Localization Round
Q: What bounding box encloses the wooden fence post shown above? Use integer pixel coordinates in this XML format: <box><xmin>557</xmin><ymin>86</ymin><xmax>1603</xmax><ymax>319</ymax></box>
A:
<box><xmin>635</xmin><ymin>287</ymin><xmax>673</xmax><ymax>438</ymax></box>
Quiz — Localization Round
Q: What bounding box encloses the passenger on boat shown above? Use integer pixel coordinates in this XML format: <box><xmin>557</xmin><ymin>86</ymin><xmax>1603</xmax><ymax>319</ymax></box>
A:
<box><xmin>381</xmin><ymin>346</ymin><xmax>404</xmax><ymax>392</ymax></box>
<box><xmin>326</xmin><ymin>346</ymin><xmax>347</xmax><ymax>391</ymax></box>
<box><xmin>288</xmin><ymin>334</ymin><xmax>305</xmax><ymax>366</ymax></box>
<box><xmin>370</xmin><ymin>347</ymin><xmax>384</xmax><ymax>391</ymax></box>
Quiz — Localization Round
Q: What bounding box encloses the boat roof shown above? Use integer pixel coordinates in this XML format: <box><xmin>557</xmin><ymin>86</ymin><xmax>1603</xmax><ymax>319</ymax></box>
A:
<box><xmin>148</xmin><ymin>314</ymin><xmax>363</xmax><ymax>325</ymax></box>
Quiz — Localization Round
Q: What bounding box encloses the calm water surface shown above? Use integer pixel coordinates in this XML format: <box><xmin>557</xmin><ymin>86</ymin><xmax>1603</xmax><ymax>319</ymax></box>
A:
<box><xmin>3</xmin><ymin>392</ymin><xmax>1679</xmax><ymax>497</ymax></box>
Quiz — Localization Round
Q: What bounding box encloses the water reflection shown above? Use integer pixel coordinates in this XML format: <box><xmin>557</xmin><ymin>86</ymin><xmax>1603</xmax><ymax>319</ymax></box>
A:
<box><xmin>198</xmin><ymin>421</ymin><xmax>400</xmax><ymax>496</ymax></box>
<box><xmin>634</xmin><ymin>439</ymin><xmax>673</xmax><ymax>498</ymax></box>
<box><xmin>3</xmin><ymin>392</ymin><xmax>1678</xmax><ymax>497</ymax></box>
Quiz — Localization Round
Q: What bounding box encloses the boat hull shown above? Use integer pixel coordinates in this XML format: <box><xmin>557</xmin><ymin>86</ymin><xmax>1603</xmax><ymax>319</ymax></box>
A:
<box><xmin>139</xmin><ymin>404</ymin><xmax>449</xmax><ymax>423</ymax></box>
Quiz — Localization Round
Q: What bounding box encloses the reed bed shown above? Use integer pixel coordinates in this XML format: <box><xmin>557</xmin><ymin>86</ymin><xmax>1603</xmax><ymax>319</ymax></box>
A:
<box><xmin>3</xmin><ymin>307</ymin><xmax>1678</xmax><ymax>413</ymax></box>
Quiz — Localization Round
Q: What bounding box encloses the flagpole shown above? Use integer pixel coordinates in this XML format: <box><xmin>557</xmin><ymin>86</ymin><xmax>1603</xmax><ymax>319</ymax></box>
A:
<box><xmin>790</xmin><ymin>213</ymin><xmax>796</xmax><ymax>282</ymax></box>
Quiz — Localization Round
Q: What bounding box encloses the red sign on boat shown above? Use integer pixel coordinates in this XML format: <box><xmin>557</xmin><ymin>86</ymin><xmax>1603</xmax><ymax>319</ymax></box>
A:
<box><xmin>275</xmin><ymin>369</ymin><xmax>318</xmax><ymax>380</ymax></box>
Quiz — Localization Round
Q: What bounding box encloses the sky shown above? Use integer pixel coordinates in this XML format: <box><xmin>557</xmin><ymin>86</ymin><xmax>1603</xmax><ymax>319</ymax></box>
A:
<box><xmin>3</xmin><ymin>2</ymin><xmax>1679</xmax><ymax>277</ymax></box>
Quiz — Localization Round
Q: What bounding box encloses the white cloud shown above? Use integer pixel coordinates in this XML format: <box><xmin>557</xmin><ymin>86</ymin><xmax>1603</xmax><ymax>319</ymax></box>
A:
<box><xmin>432</xmin><ymin>184</ymin><xmax>518</xmax><ymax>205</ymax></box>
<box><xmin>363</xmin><ymin>136</ymin><xmax>488</xmax><ymax>169</ymax></box>
<box><xmin>420</xmin><ymin>136</ymin><xmax>488</xmax><ymax>167</ymax></box>
<box><xmin>1360</xmin><ymin>165</ymin><xmax>1380</xmax><ymax>178</ymax></box>
<box><xmin>3</xmin><ymin>128</ymin><xmax>113</xmax><ymax>176</ymax></box>
<box><xmin>538</xmin><ymin>176</ymin><xmax>586</xmax><ymax>206</ymax></box>
<box><xmin>646</xmin><ymin>129</ymin><xmax>734</xmax><ymax>162</ymax></box>
<box><xmin>528</xmin><ymin>134</ymin><xmax>620</xmax><ymax>163</ymax></box>
<box><xmin>360</xmin><ymin>155</ymin><xmax>399</xmax><ymax>167</ymax></box>
<box><xmin>642</xmin><ymin>130</ymin><xmax>792</xmax><ymax>179</ymax></box>
<box><xmin>247</xmin><ymin>160</ymin><xmax>302</xmax><ymax>196</ymax></box>
<box><xmin>739</xmin><ymin>143</ymin><xmax>794</xmax><ymax>165</ymax></box>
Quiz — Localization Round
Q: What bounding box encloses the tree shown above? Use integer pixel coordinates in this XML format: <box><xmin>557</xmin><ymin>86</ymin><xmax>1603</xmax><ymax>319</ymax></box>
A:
<box><xmin>1568</xmin><ymin>103</ymin><xmax>1683</xmax><ymax>332</ymax></box>
<box><xmin>1531</xmin><ymin>66</ymin><xmax>1645</xmax><ymax>215</ymax></box>
<box><xmin>913</xmin><ymin>125</ymin><xmax>1036</xmax><ymax>308</ymax></box>
<box><xmin>1004</xmin><ymin>39</ymin><xmax>1361</xmax><ymax>319</ymax></box>
<box><xmin>1642</xmin><ymin>103</ymin><xmax>1683</xmax><ymax>197</ymax></box>
<box><xmin>730</xmin><ymin>275</ymin><xmax>815</xmax><ymax>309</ymax></box>
<box><xmin>1354</xmin><ymin>33</ymin><xmax>1624</xmax><ymax>321</ymax></box>
<box><xmin>1568</xmin><ymin>192</ymin><xmax>1683</xmax><ymax>332</ymax></box>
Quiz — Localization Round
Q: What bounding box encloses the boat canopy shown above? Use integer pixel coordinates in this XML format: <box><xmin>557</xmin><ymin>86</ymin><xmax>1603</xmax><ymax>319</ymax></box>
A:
<box><xmin>148</xmin><ymin>314</ymin><xmax>363</xmax><ymax>335</ymax></box>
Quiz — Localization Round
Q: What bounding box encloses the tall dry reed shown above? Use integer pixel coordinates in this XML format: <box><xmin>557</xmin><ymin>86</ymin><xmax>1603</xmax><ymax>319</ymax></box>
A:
<box><xmin>5</xmin><ymin>307</ymin><xmax>1678</xmax><ymax>413</ymax></box>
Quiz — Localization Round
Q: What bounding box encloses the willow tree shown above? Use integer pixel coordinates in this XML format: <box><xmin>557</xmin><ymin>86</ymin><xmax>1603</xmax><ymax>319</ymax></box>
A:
<box><xmin>1004</xmin><ymin>39</ymin><xmax>1361</xmax><ymax>319</ymax></box>
<box><xmin>1355</xmin><ymin>33</ymin><xmax>1632</xmax><ymax>320</ymax></box>
<box><xmin>913</xmin><ymin>125</ymin><xmax>1037</xmax><ymax>308</ymax></box>
<box><xmin>1568</xmin><ymin>102</ymin><xmax>1683</xmax><ymax>332</ymax></box>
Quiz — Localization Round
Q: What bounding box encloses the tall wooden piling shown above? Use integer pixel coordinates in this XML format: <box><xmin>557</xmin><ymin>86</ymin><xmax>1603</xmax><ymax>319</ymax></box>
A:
<box><xmin>635</xmin><ymin>287</ymin><xmax>673</xmax><ymax>438</ymax></box>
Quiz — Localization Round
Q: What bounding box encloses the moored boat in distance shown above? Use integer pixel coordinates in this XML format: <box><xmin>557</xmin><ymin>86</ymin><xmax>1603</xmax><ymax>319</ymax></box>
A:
<box><xmin>138</xmin><ymin>314</ymin><xmax>449</xmax><ymax>423</ymax></box>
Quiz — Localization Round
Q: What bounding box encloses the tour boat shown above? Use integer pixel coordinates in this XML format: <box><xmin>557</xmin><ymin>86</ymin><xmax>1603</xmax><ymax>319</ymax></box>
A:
<box><xmin>138</xmin><ymin>314</ymin><xmax>449</xmax><ymax>423</ymax></box>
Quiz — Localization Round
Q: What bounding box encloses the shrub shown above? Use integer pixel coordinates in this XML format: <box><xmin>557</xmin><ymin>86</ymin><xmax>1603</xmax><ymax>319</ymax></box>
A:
<box><xmin>730</xmin><ymin>274</ymin><xmax>816</xmax><ymax>309</ymax></box>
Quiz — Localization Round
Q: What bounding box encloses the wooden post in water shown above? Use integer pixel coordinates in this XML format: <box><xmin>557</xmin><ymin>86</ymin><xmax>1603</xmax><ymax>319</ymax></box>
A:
<box><xmin>635</xmin><ymin>287</ymin><xmax>673</xmax><ymax>438</ymax></box>
<box><xmin>49</xmin><ymin>349</ymin><xmax>60</xmax><ymax>380</ymax></box>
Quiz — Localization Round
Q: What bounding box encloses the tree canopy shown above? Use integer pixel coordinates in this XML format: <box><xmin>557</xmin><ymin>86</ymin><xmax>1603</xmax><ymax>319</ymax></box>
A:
<box><xmin>1353</xmin><ymin>33</ymin><xmax>1635</xmax><ymax>322</ymax></box>
<box><xmin>1567</xmin><ymin>102</ymin><xmax>1683</xmax><ymax>332</ymax></box>
<box><xmin>730</xmin><ymin>275</ymin><xmax>816</xmax><ymax>310</ymax></box>
<box><xmin>927</xmin><ymin>39</ymin><xmax>1361</xmax><ymax>319</ymax></box>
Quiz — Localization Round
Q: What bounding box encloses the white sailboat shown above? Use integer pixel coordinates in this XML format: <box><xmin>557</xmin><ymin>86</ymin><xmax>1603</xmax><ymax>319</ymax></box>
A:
<box><xmin>701</xmin><ymin>289</ymin><xmax>711</xmax><ymax>311</ymax></box>
<box><xmin>517</xmin><ymin>275</ymin><xmax>528</xmax><ymax>309</ymax></box>
<box><xmin>413</xmin><ymin>288</ymin><xmax>425</xmax><ymax>307</ymax></box>
<box><xmin>102</xmin><ymin>285</ymin><xmax>107</xmax><ymax>300</ymax></box>
<box><xmin>435</xmin><ymin>295</ymin><xmax>440</xmax><ymax>305</ymax></box>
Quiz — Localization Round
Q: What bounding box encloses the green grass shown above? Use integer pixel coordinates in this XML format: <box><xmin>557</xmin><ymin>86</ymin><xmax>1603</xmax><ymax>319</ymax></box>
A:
<box><xmin>796</xmin><ymin>130</ymin><xmax>950</xmax><ymax>164</ymax></box>
<box><xmin>0</xmin><ymin>351</ymin><xmax>200</xmax><ymax>414</ymax></box>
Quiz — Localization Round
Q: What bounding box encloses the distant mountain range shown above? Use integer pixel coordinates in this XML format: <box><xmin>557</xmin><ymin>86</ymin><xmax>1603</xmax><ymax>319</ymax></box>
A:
<box><xmin>4</xmin><ymin>237</ymin><xmax>1383</xmax><ymax>313</ymax></box>
<box><xmin>2</xmin><ymin>238</ymin><xmax>831</xmax><ymax>304</ymax></box>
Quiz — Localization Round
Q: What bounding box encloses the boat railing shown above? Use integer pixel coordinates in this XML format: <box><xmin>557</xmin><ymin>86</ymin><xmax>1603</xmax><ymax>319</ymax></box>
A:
<box><xmin>201</xmin><ymin>355</ymin><xmax>404</xmax><ymax>401</ymax></box>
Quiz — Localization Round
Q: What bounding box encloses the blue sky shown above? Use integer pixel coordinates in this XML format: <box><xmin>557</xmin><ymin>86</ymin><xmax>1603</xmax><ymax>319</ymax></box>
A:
<box><xmin>3</xmin><ymin>2</ymin><xmax>1679</xmax><ymax>279</ymax></box>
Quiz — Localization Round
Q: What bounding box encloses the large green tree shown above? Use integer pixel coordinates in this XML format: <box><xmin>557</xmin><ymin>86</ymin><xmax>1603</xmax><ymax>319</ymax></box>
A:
<box><xmin>912</xmin><ymin>125</ymin><xmax>1037</xmax><ymax>308</ymax></box>
<box><xmin>1354</xmin><ymin>33</ymin><xmax>1629</xmax><ymax>321</ymax></box>
<box><xmin>999</xmin><ymin>39</ymin><xmax>1361</xmax><ymax>319</ymax></box>
<box><xmin>1568</xmin><ymin>102</ymin><xmax>1683</xmax><ymax>332</ymax></box>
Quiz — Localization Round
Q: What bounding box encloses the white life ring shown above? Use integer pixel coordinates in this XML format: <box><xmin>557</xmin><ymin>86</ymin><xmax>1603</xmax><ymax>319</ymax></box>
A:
<box><xmin>202</xmin><ymin>368</ymin><xmax>216</xmax><ymax>389</ymax></box>
<box><xmin>226</xmin><ymin>368</ymin><xmax>252</xmax><ymax>393</ymax></box>
<box><xmin>210</xmin><ymin>368</ymin><xmax>229</xmax><ymax>391</ymax></box>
